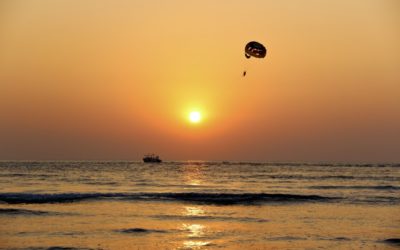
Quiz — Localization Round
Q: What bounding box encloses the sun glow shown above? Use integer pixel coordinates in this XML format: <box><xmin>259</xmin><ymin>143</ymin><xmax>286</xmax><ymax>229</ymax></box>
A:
<box><xmin>189</xmin><ymin>111</ymin><xmax>202</xmax><ymax>123</ymax></box>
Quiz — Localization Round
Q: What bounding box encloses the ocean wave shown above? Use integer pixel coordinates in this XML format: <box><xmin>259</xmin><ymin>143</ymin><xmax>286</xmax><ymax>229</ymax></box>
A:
<box><xmin>309</xmin><ymin>185</ymin><xmax>400</xmax><ymax>190</ymax></box>
<box><xmin>0</xmin><ymin>208</ymin><xmax>58</xmax><ymax>216</ymax></box>
<box><xmin>117</xmin><ymin>228</ymin><xmax>167</xmax><ymax>234</ymax></box>
<box><xmin>8</xmin><ymin>247</ymin><xmax>98</xmax><ymax>250</ymax></box>
<box><xmin>0</xmin><ymin>193</ymin><xmax>110</xmax><ymax>204</ymax></box>
<box><xmin>355</xmin><ymin>196</ymin><xmax>400</xmax><ymax>204</ymax></box>
<box><xmin>381</xmin><ymin>238</ymin><xmax>400</xmax><ymax>246</ymax></box>
<box><xmin>267</xmin><ymin>175</ymin><xmax>400</xmax><ymax>181</ymax></box>
<box><xmin>151</xmin><ymin>214</ymin><xmax>268</xmax><ymax>223</ymax></box>
<box><xmin>0</xmin><ymin>192</ymin><xmax>333</xmax><ymax>205</ymax></box>
<box><xmin>139</xmin><ymin>192</ymin><xmax>332</xmax><ymax>204</ymax></box>
<box><xmin>265</xmin><ymin>236</ymin><xmax>307</xmax><ymax>241</ymax></box>
<box><xmin>83</xmin><ymin>181</ymin><xmax>119</xmax><ymax>186</ymax></box>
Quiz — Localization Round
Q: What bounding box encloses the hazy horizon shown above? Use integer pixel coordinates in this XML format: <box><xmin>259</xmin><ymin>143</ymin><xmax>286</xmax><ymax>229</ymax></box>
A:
<box><xmin>1</xmin><ymin>0</ymin><xmax>399</xmax><ymax>162</ymax></box>
<box><xmin>0</xmin><ymin>159</ymin><xmax>399</xmax><ymax>165</ymax></box>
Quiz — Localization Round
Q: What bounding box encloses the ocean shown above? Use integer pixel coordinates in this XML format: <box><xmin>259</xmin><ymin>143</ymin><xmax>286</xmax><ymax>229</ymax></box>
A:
<box><xmin>0</xmin><ymin>161</ymin><xmax>399</xmax><ymax>249</ymax></box>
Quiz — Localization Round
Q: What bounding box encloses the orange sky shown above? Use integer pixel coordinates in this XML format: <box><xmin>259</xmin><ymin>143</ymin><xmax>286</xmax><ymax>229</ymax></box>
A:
<box><xmin>0</xmin><ymin>0</ymin><xmax>399</xmax><ymax>161</ymax></box>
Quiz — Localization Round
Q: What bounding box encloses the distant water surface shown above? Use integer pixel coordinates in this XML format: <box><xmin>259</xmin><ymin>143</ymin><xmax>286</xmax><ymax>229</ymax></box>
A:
<box><xmin>0</xmin><ymin>161</ymin><xmax>399</xmax><ymax>249</ymax></box>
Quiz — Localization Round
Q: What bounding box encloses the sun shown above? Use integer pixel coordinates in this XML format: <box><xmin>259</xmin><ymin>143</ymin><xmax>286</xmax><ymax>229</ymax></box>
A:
<box><xmin>189</xmin><ymin>111</ymin><xmax>202</xmax><ymax>123</ymax></box>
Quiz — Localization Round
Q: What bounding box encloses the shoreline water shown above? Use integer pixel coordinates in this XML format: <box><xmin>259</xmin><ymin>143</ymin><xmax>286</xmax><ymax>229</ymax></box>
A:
<box><xmin>1</xmin><ymin>161</ymin><xmax>399</xmax><ymax>249</ymax></box>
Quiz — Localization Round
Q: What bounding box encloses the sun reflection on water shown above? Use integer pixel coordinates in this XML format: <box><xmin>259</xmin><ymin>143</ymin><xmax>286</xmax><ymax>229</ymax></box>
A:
<box><xmin>179</xmin><ymin>205</ymin><xmax>211</xmax><ymax>249</ymax></box>
<box><xmin>182</xmin><ymin>223</ymin><xmax>205</xmax><ymax>237</ymax></box>
<box><xmin>182</xmin><ymin>163</ymin><xmax>204</xmax><ymax>186</ymax></box>
<box><xmin>182</xmin><ymin>240</ymin><xmax>210</xmax><ymax>249</ymax></box>
<box><xmin>181</xmin><ymin>223</ymin><xmax>210</xmax><ymax>249</ymax></box>
<box><xmin>185</xmin><ymin>206</ymin><xmax>205</xmax><ymax>216</ymax></box>
<box><xmin>179</xmin><ymin>163</ymin><xmax>211</xmax><ymax>249</ymax></box>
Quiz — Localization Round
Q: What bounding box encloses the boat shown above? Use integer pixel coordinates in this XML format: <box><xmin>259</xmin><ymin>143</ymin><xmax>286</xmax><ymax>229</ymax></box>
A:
<box><xmin>143</xmin><ymin>154</ymin><xmax>162</xmax><ymax>163</ymax></box>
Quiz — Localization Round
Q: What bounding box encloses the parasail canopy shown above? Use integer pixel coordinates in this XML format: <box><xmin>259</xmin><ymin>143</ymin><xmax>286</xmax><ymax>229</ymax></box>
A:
<box><xmin>245</xmin><ymin>41</ymin><xmax>267</xmax><ymax>59</ymax></box>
